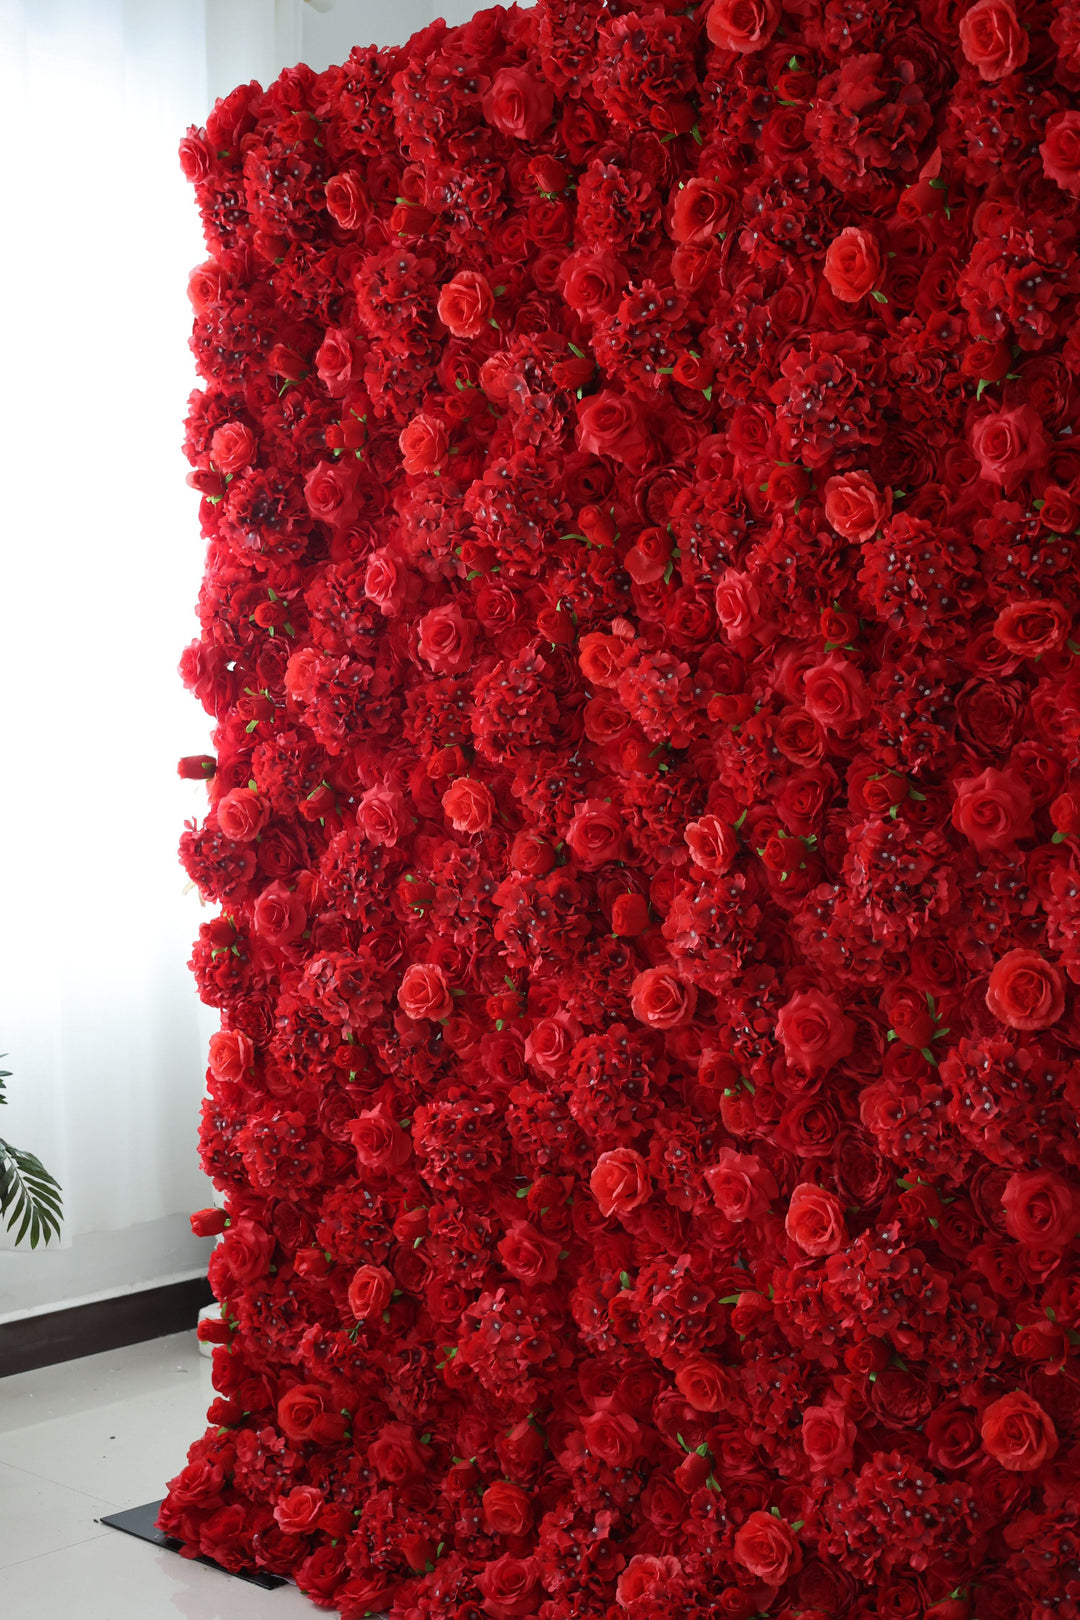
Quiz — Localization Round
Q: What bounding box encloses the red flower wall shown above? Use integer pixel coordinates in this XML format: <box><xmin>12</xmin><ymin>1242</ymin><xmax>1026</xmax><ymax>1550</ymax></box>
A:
<box><xmin>165</xmin><ymin>1</ymin><xmax>1080</xmax><ymax>1615</ymax></box>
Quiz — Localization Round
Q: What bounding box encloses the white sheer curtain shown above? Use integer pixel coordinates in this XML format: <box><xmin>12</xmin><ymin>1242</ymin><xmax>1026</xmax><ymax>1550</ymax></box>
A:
<box><xmin>0</xmin><ymin>0</ymin><xmax>514</xmax><ymax>1318</ymax></box>
<box><xmin>0</xmin><ymin>0</ymin><xmax>217</xmax><ymax>1310</ymax></box>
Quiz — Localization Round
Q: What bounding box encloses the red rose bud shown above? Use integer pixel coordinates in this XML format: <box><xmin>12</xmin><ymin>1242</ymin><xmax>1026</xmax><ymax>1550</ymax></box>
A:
<box><xmin>674</xmin><ymin>1450</ymin><xmax>711</xmax><ymax>1491</ymax></box>
<box><xmin>673</xmin><ymin>352</ymin><xmax>714</xmax><ymax>389</ymax></box>
<box><xmin>528</xmin><ymin>154</ymin><xmax>567</xmax><ymax>194</ymax></box>
<box><xmin>897</xmin><ymin>175</ymin><xmax>947</xmax><ymax>220</ymax></box>
<box><xmin>186</xmin><ymin>468</ymin><xmax>227</xmax><ymax>498</ymax></box>
<box><xmin>197</xmin><ymin>1315</ymin><xmax>231</xmax><ymax>1344</ymax></box>
<box><xmin>393</xmin><ymin>1205</ymin><xmax>429</xmax><ymax>1244</ymax></box>
<box><xmin>190</xmin><ymin>1206</ymin><xmax>228</xmax><ymax>1237</ymax></box>
<box><xmin>551</xmin><ymin>353</ymin><xmax>595</xmax><ymax>390</ymax></box>
<box><xmin>294</xmin><ymin>1247</ymin><xmax>332</xmax><ymax>1279</ymax></box>
<box><xmin>578</xmin><ymin>504</ymin><xmax>618</xmax><ymax>547</ymax></box>
<box><xmin>612</xmin><ymin>892</ymin><xmax>650</xmax><ymax>936</ymax></box>
<box><xmin>268</xmin><ymin>343</ymin><xmax>309</xmax><ymax>381</ymax></box>
<box><xmin>177</xmin><ymin>754</ymin><xmax>216</xmax><ymax>779</ymax></box>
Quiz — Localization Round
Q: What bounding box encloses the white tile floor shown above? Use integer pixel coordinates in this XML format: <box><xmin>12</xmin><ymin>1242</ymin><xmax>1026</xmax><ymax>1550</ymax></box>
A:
<box><xmin>0</xmin><ymin>1332</ymin><xmax>316</xmax><ymax>1618</ymax></box>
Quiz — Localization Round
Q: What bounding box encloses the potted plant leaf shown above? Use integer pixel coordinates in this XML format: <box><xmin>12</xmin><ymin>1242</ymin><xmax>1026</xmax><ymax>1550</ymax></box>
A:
<box><xmin>0</xmin><ymin>1057</ymin><xmax>62</xmax><ymax>1248</ymax></box>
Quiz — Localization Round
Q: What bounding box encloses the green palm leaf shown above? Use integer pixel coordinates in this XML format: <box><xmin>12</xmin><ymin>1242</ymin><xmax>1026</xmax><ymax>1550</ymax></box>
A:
<box><xmin>0</xmin><ymin>1140</ymin><xmax>63</xmax><ymax>1249</ymax></box>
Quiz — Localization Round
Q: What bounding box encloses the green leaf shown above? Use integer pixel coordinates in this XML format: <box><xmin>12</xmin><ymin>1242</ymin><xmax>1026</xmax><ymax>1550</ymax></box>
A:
<box><xmin>870</xmin><ymin>290</ymin><xmax>888</xmax><ymax>304</ymax></box>
<box><xmin>0</xmin><ymin>1141</ymin><xmax>63</xmax><ymax>1248</ymax></box>
<box><xmin>619</xmin><ymin>1270</ymin><xmax>632</xmax><ymax>1289</ymax></box>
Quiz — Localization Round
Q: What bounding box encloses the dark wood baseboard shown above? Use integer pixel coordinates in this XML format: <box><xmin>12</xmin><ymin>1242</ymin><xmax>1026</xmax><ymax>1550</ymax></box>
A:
<box><xmin>0</xmin><ymin>1276</ymin><xmax>213</xmax><ymax>1378</ymax></box>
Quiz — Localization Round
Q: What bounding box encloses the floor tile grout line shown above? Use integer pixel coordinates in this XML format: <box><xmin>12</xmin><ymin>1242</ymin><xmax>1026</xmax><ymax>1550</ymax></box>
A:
<box><xmin>0</xmin><ymin>1454</ymin><xmax>125</xmax><ymax>1508</ymax></box>
<box><xmin>0</xmin><ymin>1525</ymin><xmax>114</xmax><ymax>1573</ymax></box>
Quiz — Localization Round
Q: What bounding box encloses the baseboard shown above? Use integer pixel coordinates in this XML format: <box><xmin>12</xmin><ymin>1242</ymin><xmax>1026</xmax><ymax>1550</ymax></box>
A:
<box><xmin>0</xmin><ymin>1276</ymin><xmax>213</xmax><ymax>1378</ymax></box>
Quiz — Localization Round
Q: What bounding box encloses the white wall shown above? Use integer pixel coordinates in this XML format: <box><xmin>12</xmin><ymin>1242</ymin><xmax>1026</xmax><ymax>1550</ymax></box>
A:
<box><xmin>0</xmin><ymin>0</ymin><xmax>528</xmax><ymax>1329</ymax></box>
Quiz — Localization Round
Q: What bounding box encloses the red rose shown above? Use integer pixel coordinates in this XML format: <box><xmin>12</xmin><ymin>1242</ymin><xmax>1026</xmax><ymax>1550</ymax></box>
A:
<box><xmin>399</xmin><ymin>413</ymin><xmax>449</xmax><ymax>476</ymax></box>
<box><xmin>315</xmin><ymin>328</ymin><xmax>355</xmax><ymax>397</ymax></box>
<box><xmin>993</xmin><ymin>598</ymin><xmax>1070</xmax><ymax>658</ymax></box>
<box><xmin>482</xmin><ymin>1481</ymin><xmax>533</xmax><ymax>1537</ymax></box>
<box><xmin>216</xmin><ymin>787</ymin><xmax>269</xmax><ymax>843</ymax></box>
<box><xmin>304</xmin><ymin>459</ymin><xmax>358</xmax><ymax>526</ymax></box>
<box><xmin>733</xmin><ymin>1510</ymin><xmax>801</xmax><ymax>1585</ymax></box>
<box><xmin>591</xmin><ymin>1147</ymin><xmax>651</xmax><ymax>1218</ymax></box>
<box><xmin>671</xmin><ymin>177</ymin><xmax>738</xmax><ymax>245</ymax></box>
<box><xmin>347</xmin><ymin>1263</ymin><xmax>394</xmax><ymax>1320</ymax></box>
<box><xmin>476</xmin><ymin>1552</ymin><xmax>543</xmax><ymax>1618</ymax></box>
<box><xmin>207</xmin><ymin>1029</ymin><xmax>254</xmax><ymax>1083</ymax></box>
<box><xmin>442</xmin><ymin>777</ymin><xmax>496</xmax><ymax>833</ymax></box>
<box><xmin>970</xmin><ymin>406</ymin><xmax>1049</xmax><ymax>489</ymax></box>
<box><xmin>823</xmin><ymin>227</ymin><xmax>882</xmax><ymax>303</ymax></box>
<box><xmin>577</xmin><ymin>392</ymin><xmax>648</xmax><ymax>466</ymax></box>
<box><xmin>251</xmin><ymin>879</ymin><xmax>306</xmax><ymax>947</ymax></box>
<box><xmin>705</xmin><ymin>1148</ymin><xmax>777</xmax><ymax>1221</ymax></box>
<box><xmin>274</xmin><ymin>1485</ymin><xmax>324</xmax><ymax>1534</ymax></box>
<box><xmin>356</xmin><ymin>782</ymin><xmax>406</xmax><ymax>846</ymax></box>
<box><xmin>582</xmin><ymin>1409</ymin><xmax>642</xmax><ymax>1466</ymax></box>
<box><xmin>986</xmin><ymin>949</ymin><xmax>1065</xmax><ymax>1029</ymax></box>
<box><xmin>802</xmin><ymin>656</ymin><xmax>871</xmax><ymax>731</ymax></box>
<box><xmin>1002</xmin><ymin>1170</ymin><xmax>1079</xmax><ymax>1249</ymax></box>
<box><xmin>324</xmin><ymin>169</ymin><xmax>370</xmax><ymax>230</ymax></box>
<box><xmin>706</xmin><ymin>0</ymin><xmax>779</xmax><ymax>53</ymax></box>
<box><xmin>630</xmin><ymin>966</ymin><xmax>697</xmax><ymax>1028</ymax></box>
<box><xmin>714</xmin><ymin>569</ymin><xmax>762</xmax><ymax>641</ymax></box>
<box><xmin>823</xmin><ymin>470</ymin><xmax>889</xmax><ymax>540</ymax></box>
<box><xmin>925</xmin><ymin>1402</ymin><xmax>982</xmax><ymax>1471</ymax></box>
<box><xmin>348</xmin><ymin>1105</ymin><xmax>413</xmax><ymax>1172</ymax></box>
<box><xmin>801</xmin><ymin>1398</ymin><xmax>856</xmax><ymax>1474</ymax></box>
<box><xmin>417</xmin><ymin>603</ymin><xmax>474</xmax><ymax>674</ymax></box>
<box><xmin>1042</xmin><ymin>110</ymin><xmax>1080</xmax><ymax>194</ymax></box>
<box><xmin>209</xmin><ymin>421</ymin><xmax>255</xmax><ymax>475</ymax></box>
<box><xmin>980</xmin><ymin>1392</ymin><xmax>1058</xmax><ymax>1471</ymax></box>
<box><xmin>785</xmin><ymin>1183</ymin><xmax>846</xmax><ymax>1256</ymax></box>
<box><xmin>398</xmin><ymin>962</ymin><xmax>452</xmax><ymax>1022</ymax></box>
<box><xmin>776</xmin><ymin>989</ymin><xmax>853</xmax><ymax>1073</ymax></box>
<box><xmin>497</xmin><ymin>1220</ymin><xmax>561</xmax><ymax>1285</ymax></box>
<box><xmin>483</xmin><ymin>68</ymin><xmax>554</xmax><ymax>141</ymax></box>
<box><xmin>674</xmin><ymin>1356</ymin><xmax>734</xmax><ymax>1412</ymax></box>
<box><xmin>684</xmin><ymin>814</ymin><xmax>737</xmax><ymax>873</ymax></box>
<box><xmin>368</xmin><ymin>1421</ymin><xmax>430</xmax><ymax>1482</ymax></box>
<box><xmin>277</xmin><ymin>1384</ymin><xmax>331</xmax><ymax>1444</ymax></box>
<box><xmin>624</xmin><ymin>527</ymin><xmax>673</xmax><ymax>585</ymax></box>
<box><xmin>565</xmin><ymin>799</ymin><xmax>625</xmax><ymax>868</ymax></box>
<box><xmin>959</xmin><ymin>0</ymin><xmax>1028</xmax><ymax>79</ymax></box>
<box><xmin>951</xmin><ymin>767</ymin><xmax>1034</xmax><ymax>851</ymax></box>
<box><xmin>438</xmin><ymin>270</ymin><xmax>495</xmax><ymax>338</ymax></box>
